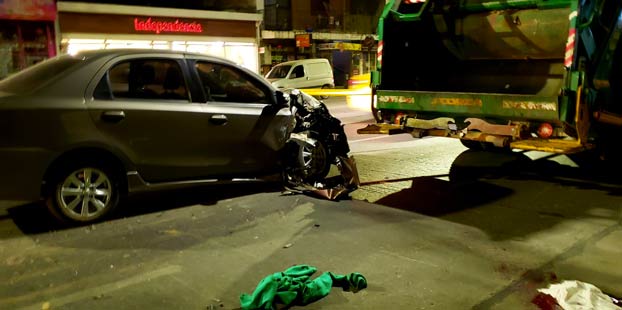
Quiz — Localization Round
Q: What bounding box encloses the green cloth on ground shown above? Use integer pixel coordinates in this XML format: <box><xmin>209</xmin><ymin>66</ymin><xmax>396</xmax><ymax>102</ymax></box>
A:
<box><xmin>240</xmin><ymin>265</ymin><xmax>367</xmax><ymax>310</ymax></box>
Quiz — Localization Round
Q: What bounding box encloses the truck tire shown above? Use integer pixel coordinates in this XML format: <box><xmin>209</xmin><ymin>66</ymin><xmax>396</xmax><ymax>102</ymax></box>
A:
<box><xmin>371</xmin><ymin>87</ymin><xmax>382</xmax><ymax>122</ymax></box>
<box><xmin>460</xmin><ymin>139</ymin><xmax>484</xmax><ymax>150</ymax></box>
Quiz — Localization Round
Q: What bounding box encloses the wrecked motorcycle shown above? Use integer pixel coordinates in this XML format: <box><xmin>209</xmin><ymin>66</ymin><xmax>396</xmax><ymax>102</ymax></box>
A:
<box><xmin>282</xmin><ymin>90</ymin><xmax>359</xmax><ymax>199</ymax></box>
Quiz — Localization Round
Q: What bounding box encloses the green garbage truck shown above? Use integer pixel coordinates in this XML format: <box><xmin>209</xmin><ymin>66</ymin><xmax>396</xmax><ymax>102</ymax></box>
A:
<box><xmin>371</xmin><ymin>0</ymin><xmax>622</xmax><ymax>155</ymax></box>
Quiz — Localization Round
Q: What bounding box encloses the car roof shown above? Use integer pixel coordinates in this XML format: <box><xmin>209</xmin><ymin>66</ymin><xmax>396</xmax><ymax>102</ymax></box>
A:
<box><xmin>274</xmin><ymin>58</ymin><xmax>329</xmax><ymax>66</ymax></box>
<box><xmin>74</xmin><ymin>48</ymin><xmax>237</xmax><ymax>65</ymax></box>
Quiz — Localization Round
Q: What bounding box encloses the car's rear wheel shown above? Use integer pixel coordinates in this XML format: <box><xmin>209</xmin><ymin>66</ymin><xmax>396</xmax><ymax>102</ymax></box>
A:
<box><xmin>320</xmin><ymin>85</ymin><xmax>331</xmax><ymax>100</ymax></box>
<box><xmin>46</xmin><ymin>163</ymin><xmax>122</xmax><ymax>224</ymax></box>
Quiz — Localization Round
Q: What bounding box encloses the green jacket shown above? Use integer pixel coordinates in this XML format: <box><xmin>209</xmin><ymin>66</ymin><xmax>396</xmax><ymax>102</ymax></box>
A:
<box><xmin>240</xmin><ymin>265</ymin><xmax>367</xmax><ymax>310</ymax></box>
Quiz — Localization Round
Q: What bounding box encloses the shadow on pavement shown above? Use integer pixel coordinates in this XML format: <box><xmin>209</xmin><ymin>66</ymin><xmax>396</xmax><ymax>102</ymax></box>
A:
<box><xmin>452</xmin><ymin>149</ymin><xmax>622</xmax><ymax>195</ymax></box>
<box><xmin>5</xmin><ymin>202</ymin><xmax>62</xmax><ymax>235</ymax></box>
<box><xmin>371</xmin><ymin>149</ymin><xmax>622</xmax><ymax>241</ymax></box>
<box><xmin>3</xmin><ymin>181</ymin><xmax>283</xmax><ymax>237</ymax></box>
<box><xmin>375</xmin><ymin>176</ymin><xmax>514</xmax><ymax>216</ymax></box>
<box><xmin>119</xmin><ymin>182</ymin><xmax>283</xmax><ymax>218</ymax></box>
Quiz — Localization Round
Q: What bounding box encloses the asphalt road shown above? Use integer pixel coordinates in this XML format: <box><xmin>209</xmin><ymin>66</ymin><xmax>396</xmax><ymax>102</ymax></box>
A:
<box><xmin>1</xmin><ymin>96</ymin><xmax>621</xmax><ymax>310</ymax></box>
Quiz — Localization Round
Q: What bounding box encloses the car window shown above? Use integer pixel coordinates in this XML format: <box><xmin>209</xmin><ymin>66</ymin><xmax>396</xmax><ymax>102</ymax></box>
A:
<box><xmin>290</xmin><ymin>65</ymin><xmax>305</xmax><ymax>79</ymax></box>
<box><xmin>266</xmin><ymin>65</ymin><xmax>291</xmax><ymax>79</ymax></box>
<box><xmin>98</xmin><ymin>59</ymin><xmax>189</xmax><ymax>101</ymax></box>
<box><xmin>195</xmin><ymin>61</ymin><xmax>268</xmax><ymax>104</ymax></box>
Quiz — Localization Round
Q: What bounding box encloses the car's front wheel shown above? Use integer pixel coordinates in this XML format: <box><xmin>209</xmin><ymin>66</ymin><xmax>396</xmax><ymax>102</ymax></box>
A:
<box><xmin>285</xmin><ymin>138</ymin><xmax>331</xmax><ymax>184</ymax></box>
<box><xmin>46</xmin><ymin>164</ymin><xmax>122</xmax><ymax>224</ymax></box>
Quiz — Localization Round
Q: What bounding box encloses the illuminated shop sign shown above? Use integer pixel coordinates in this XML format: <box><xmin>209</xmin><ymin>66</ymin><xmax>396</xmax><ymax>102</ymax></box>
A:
<box><xmin>0</xmin><ymin>0</ymin><xmax>56</xmax><ymax>21</ymax></box>
<box><xmin>134</xmin><ymin>17</ymin><xmax>203</xmax><ymax>34</ymax></box>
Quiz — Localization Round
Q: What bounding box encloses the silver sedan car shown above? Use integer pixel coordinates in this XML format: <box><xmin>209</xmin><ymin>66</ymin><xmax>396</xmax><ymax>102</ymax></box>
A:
<box><xmin>0</xmin><ymin>49</ymin><xmax>344</xmax><ymax>224</ymax></box>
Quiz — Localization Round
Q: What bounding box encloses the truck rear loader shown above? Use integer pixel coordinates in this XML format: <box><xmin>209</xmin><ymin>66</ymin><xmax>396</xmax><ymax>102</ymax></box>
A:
<box><xmin>371</xmin><ymin>0</ymin><xmax>622</xmax><ymax>156</ymax></box>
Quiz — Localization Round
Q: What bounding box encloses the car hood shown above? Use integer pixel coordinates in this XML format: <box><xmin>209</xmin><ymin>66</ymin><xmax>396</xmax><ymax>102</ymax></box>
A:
<box><xmin>268</xmin><ymin>79</ymin><xmax>288</xmax><ymax>88</ymax></box>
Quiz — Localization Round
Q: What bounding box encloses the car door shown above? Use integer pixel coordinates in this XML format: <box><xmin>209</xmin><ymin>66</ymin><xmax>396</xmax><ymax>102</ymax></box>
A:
<box><xmin>288</xmin><ymin>64</ymin><xmax>311</xmax><ymax>88</ymax></box>
<box><xmin>192</xmin><ymin>59</ymin><xmax>292</xmax><ymax>176</ymax></box>
<box><xmin>87</xmin><ymin>54</ymin><xmax>213</xmax><ymax>182</ymax></box>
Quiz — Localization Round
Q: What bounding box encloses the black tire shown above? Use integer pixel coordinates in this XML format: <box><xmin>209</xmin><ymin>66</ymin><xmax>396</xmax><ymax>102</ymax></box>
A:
<box><xmin>371</xmin><ymin>87</ymin><xmax>382</xmax><ymax>123</ymax></box>
<box><xmin>295</xmin><ymin>139</ymin><xmax>331</xmax><ymax>182</ymax></box>
<box><xmin>45</xmin><ymin>161</ymin><xmax>123</xmax><ymax>224</ymax></box>
<box><xmin>320</xmin><ymin>85</ymin><xmax>330</xmax><ymax>100</ymax></box>
<box><xmin>460</xmin><ymin>139</ymin><xmax>512</xmax><ymax>153</ymax></box>
<box><xmin>460</xmin><ymin>139</ymin><xmax>485</xmax><ymax>150</ymax></box>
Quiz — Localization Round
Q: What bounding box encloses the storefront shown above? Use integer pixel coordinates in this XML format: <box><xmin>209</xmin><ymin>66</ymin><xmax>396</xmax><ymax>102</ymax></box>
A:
<box><xmin>57</xmin><ymin>3</ymin><xmax>261</xmax><ymax>72</ymax></box>
<box><xmin>261</xmin><ymin>29</ymin><xmax>377</xmax><ymax>86</ymax></box>
<box><xmin>317</xmin><ymin>41</ymin><xmax>376</xmax><ymax>87</ymax></box>
<box><xmin>0</xmin><ymin>0</ymin><xmax>57</xmax><ymax>79</ymax></box>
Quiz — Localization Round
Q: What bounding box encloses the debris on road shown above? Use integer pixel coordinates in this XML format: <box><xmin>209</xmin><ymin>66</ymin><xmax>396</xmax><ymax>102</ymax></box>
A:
<box><xmin>239</xmin><ymin>264</ymin><xmax>367</xmax><ymax>310</ymax></box>
<box><xmin>286</xmin><ymin>156</ymin><xmax>360</xmax><ymax>201</ymax></box>
<box><xmin>283</xmin><ymin>90</ymin><xmax>358</xmax><ymax>201</ymax></box>
<box><xmin>535</xmin><ymin>280</ymin><xmax>621</xmax><ymax>310</ymax></box>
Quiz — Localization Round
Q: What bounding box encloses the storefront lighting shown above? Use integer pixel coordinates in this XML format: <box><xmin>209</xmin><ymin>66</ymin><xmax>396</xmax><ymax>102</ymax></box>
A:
<box><xmin>68</xmin><ymin>39</ymin><xmax>105</xmax><ymax>44</ymax></box>
<box><xmin>225</xmin><ymin>42</ymin><xmax>254</xmax><ymax>46</ymax></box>
<box><xmin>68</xmin><ymin>44</ymin><xmax>105</xmax><ymax>55</ymax></box>
<box><xmin>186</xmin><ymin>45</ymin><xmax>210</xmax><ymax>54</ymax></box>
<box><xmin>208</xmin><ymin>41</ymin><xmax>225</xmax><ymax>47</ymax></box>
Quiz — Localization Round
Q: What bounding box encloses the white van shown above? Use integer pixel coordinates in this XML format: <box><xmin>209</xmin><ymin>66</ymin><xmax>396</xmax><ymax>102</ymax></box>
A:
<box><xmin>265</xmin><ymin>58</ymin><xmax>334</xmax><ymax>89</ymax></box>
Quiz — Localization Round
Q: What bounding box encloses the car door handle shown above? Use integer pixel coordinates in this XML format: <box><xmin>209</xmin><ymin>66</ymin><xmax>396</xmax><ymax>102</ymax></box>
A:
<box><xmin>209</xmin><ymin>114</ymin><xmax>228</xmax><ymax>125</ymax></box>
<box><xmin>101</xmin><ymin>111</ymin><xmax>125</xmax><ymax>123</ymax></box>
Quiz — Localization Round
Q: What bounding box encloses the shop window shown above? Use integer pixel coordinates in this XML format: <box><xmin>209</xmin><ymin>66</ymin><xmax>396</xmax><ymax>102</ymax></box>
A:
<box><xmin>104</xmin><ymin>59</ymin><xmax>189</xmax><ymax>101</ymax></box>
<box><xmin>264</xmin><ymin>0</ymin><xmax>291</xmax><ymax>31</ymax></box>
<box><xmin>195</xmin><ymin>61</ymin><xmax>267</xmax><ymax>104</ymax></box>
<box><xmin>0</xmin><ymin>20</ymin><xmax>55</xmax><ymax>80</ymax></box>
<box><xmin>311</xmin><ymin>0</ymin><xmax>328</xmax><ymax>15</ymax></box>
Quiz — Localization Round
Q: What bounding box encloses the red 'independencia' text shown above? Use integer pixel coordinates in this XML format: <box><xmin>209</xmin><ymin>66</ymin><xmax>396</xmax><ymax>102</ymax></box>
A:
<box><xmin>134</xmin><ymin>18</ymin><xmax>203</xmax><ymax>34</ymax></box>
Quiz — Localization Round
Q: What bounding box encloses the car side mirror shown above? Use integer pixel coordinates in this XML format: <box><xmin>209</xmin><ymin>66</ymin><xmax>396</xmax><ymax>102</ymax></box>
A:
<box><xmin>275</xmin><ymin>90</ymin><xmax>290</xmax><ymax>108</ymax></box>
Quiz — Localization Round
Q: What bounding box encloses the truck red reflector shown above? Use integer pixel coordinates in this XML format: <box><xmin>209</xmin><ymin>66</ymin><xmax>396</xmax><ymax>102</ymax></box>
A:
<box><xmin>537</xmin><ymin>123</ymin><xmax>554</xmax><ymax>139</ymax></box>
<box><xmin>377</xmin><ymin>41</ymin><xmax>383</xmax><ymax>67</ymax></box>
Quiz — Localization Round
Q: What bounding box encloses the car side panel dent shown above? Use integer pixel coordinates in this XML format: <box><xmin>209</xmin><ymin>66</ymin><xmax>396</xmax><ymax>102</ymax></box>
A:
<box><xmin>259</xmin><ymin>105</ymin><xmax>295</xmax><ymax>151</ymax></box>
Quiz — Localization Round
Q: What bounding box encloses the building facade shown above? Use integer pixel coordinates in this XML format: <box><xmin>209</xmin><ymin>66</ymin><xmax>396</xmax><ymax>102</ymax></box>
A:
<box><xmin>0</xmin><ymin>0</ymin><xmax>57</xmax><ymax>79</ymax></box>
<box><xmin>262</xmin><ymin>0</ymin><xmax>383</xmax><ymax>85</ymax></box>
<box><xmin>56</xmin><ymin>0</ymin><xmax>263</xmax><ymax>72</ymax></box>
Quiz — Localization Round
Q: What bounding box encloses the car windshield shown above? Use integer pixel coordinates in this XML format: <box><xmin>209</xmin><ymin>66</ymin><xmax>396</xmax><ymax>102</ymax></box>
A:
<box><xmin>0</xmin><ymin>56</ymin><xmax>84</xmax><ymax>93</ymax></box>
<box><xmin>266</xmin><ymin>65</ymin><xmax>291</xmax><ymax>79</ymax></box>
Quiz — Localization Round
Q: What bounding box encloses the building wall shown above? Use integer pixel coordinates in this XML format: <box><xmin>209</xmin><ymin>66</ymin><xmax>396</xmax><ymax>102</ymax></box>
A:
<box><xmin>291</xmin><ymin>0</ymin><xmax>347</xmax><ymax>32</ymax></box>
<box><xmin>59</xmin><ymin>0</ymin><xmax>259</xmax><ymax>13</ymax></box>
<box><xmin>57</xmin><ymin>1</ymin><xmax>263</xmax><ymax>72</ymax></box>
<box><xmin>0</xmin><ymin>0</ymin><xmax>57</xmax><ymax>79</ymax></box>
<box><xmin>263</xmin><ymin>0</ymin><xmax>385</xmax><ymax>82</ymax></box>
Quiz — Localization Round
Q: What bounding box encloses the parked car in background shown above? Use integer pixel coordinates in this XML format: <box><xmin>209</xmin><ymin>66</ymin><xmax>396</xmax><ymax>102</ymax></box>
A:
<box><xmin>0</xmin><ymin>49</ymin><xmax>348</xmax><ymax>224</ymax></box>
<box><xmin>265</xmin><ymin>58</ymin><xmax>334</xmax><ymax>90</ymax></box>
